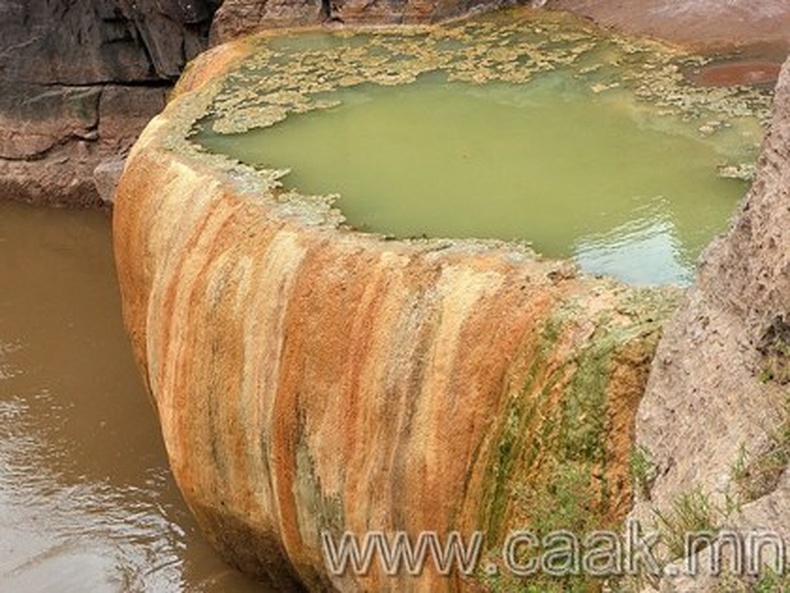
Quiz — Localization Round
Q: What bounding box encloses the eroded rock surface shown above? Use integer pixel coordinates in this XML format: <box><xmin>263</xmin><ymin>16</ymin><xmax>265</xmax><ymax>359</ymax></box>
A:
<box><xmin>210</xmin><ymin>0</ymin><xmax>511</xmax><ymax>44</ymax></box>
<box><xmin>629</xmin><ymin>58</ymin><xmax>789</xmax><ymax>591</ymax></box>
<box><xmin>545</xmin><ymin>0</ymin><xmax>790</xmax><ymax>53</ymax></box>
<box><xmin>0</xmin><ymin>0</ymin><xmax>221</xmax><ymax>205</ymax></box>
<box><xmin>209</xmin><ymin>0</ymin><xmax>790</xmax><ymax>52</ymax></box>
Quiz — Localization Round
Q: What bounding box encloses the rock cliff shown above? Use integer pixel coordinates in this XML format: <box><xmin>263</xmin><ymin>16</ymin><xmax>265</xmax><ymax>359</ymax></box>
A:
<box><xmin>209</xmin><ymin>0</ymin><xmax>508</xmax><ymax>44</ymax></box>
<box><xmin>0</xmin><ymin>0</ymin><xmax>221</xmax><ymax>205</ymax></box>
<box><xmin>209</xmin><ymin>0</ymin><xmax>790</xmax><ymax>49</ymax></box>
<box><xmin>628</xmin><ymin>57</ymin><xmax>789</xmax><ymax>591</ymax></box>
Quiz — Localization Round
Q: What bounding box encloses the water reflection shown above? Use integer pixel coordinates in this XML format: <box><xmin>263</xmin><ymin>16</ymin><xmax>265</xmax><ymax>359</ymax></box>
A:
<box><xmin>573</xmin><ymin>198</ymin><xmax>692</xmax><ymax>285</ymax></box>
<box><xmin>0</xmin><ymin>200</ymin><xmax>270</xmax><ymax>593</ymax></box>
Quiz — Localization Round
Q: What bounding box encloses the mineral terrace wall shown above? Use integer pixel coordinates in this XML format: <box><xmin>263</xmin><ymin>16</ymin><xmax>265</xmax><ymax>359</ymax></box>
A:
<box><xmin>112</xmin><ymin>39</ymin><xmax>681</xmax><ymax>590</ymax></box>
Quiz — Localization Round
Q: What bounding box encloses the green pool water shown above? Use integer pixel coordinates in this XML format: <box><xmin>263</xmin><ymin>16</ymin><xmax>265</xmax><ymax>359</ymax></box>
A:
<box><xmin>192</xmin><ymin>10</ymin><xmax>770</xmax><ymax>286</ymax></box>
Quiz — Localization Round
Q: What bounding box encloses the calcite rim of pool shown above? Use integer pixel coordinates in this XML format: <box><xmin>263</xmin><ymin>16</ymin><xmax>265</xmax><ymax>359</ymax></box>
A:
<box><xmin>165</xmin><ymin>40</ymin><xmax>555</xmax><ymax>262</ymax></box>
<box><xmin>110</xmin><ymin>24</ymin><xmax>698</xmax><ymax>591</ymax></box>
<box><xmin>167</xmin><ymin>16</ymin><xmax>768</xmax><ymax>268</ymax></box>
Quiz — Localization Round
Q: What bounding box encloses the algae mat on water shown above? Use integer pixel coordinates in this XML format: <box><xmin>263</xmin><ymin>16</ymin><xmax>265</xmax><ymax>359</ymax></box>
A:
<box><xmin>188</xmin><ymin>8</ymin><xmax>772</xmax><ymax>285</ymax></box>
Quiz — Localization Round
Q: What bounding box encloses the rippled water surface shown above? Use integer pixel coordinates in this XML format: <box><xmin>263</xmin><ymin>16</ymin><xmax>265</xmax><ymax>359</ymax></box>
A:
<box><xmin>0</xmin><ymin>201</ymin><xmax>269</xmax><ymax>592</ymax></box>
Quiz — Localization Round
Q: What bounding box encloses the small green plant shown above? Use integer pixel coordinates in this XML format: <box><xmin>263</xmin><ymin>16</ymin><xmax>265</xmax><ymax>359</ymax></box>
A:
<box><xmin>733</xmin><ymin>422</ymin><xmax>789</xmax><ymax>503</ymax></box>
<box><xmin>629</xmin><ymin>446</ymin><xmax>657</xmax><ymax>501</ymax></box>
<box><xmin>753</xmin><ymin>567</ymin><xmax>790</xmax><ymax>593</ymax></box>
<box><xmin>733</xmin><ymin>430</ymin><xmax>790</xmax><ymax>502</ymax></box>
<box><xmin>713</xmin><ymin>566</ymin><xmax>790</xmax><ymax>593</ymax></box>
<box><xmin>654</xmin><ymin>488</ymin><xmax>722</xmax><ymax>560</ymax></box>
<box><xmin>756</xmin><ymin>315</ymin><xmax>790</xmax><ymax>385</ymax></box>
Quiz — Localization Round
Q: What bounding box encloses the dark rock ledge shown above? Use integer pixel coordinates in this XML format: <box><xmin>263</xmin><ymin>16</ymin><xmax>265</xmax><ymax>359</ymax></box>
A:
<box><xmin>0</xmin><ymin>0</ymin><xmax>221</xmax><ymax>206</ymax></box>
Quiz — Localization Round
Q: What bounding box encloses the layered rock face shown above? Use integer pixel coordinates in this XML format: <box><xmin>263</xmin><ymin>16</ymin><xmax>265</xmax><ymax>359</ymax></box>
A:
<box><xmin>113</xmin><ymin>43</ymin><xmax>676</xmax><ymax>591</ymax></box>
<box><xmin>209</xmin><ymin>0</ymin><xmax>790</xmax><ymax>49</ymax></box>
<box><xmin>0</xmin><ymin>0</ymin><xmax>221</xmax><ymax>205</ymax></box>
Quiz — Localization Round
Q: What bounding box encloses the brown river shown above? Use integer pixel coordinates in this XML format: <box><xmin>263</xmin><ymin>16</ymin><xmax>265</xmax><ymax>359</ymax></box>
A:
<box><xmin>0</xmin><ymin>200</ymin><xmax>271</xmax><ymax>592</ymax></box>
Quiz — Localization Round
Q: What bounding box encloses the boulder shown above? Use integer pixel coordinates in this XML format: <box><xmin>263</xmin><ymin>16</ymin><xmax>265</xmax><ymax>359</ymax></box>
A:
<box><xmin>629</xmin><ymin>57</ymin><xmax>789</xmax><ymax>590</ymax></box>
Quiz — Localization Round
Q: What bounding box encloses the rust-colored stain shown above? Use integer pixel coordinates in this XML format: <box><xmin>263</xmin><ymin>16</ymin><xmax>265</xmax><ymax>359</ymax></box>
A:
<box><xmin>112</xmin><ymin>37</ymin><xmax>677</xmax><ymax>591</ymax></box>
<box><xmin>688</xmin><ymin>61</ymin><xmax>782</xmax><ymax>87</ymax></box>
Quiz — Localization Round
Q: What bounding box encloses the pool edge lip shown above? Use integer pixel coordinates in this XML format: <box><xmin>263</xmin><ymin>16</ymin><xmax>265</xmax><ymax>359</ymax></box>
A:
<box><xmin>144</xmin><ymin>37</ymin><xmax>569</xmax><ymax>272</ymax></box>
<box><xmin>164</xmin><ymin>13</ymin><xmax>773</xmax><ymax>292</ymax></box>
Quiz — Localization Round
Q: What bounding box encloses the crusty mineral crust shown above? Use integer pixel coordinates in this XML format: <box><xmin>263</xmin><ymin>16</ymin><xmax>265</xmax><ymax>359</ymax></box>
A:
<box><xmin>113</xmin><ymin>35</ymin><xmax>678</xmax><ymax>591</ymax></box>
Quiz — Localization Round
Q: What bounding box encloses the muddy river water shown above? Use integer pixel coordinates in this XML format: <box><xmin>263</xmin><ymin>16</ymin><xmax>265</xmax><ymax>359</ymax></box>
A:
<box><xmin>0</xmin><ymin>201</ymin><xmax>270</xmax><ymax>592</ymax></box>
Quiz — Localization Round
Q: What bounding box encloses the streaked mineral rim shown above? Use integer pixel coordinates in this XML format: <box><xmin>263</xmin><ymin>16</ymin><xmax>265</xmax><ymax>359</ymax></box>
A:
<box><xmin>112</xmin><ymin>9</ymin><xmax>788</xmax><ymax>591</ymax></box>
